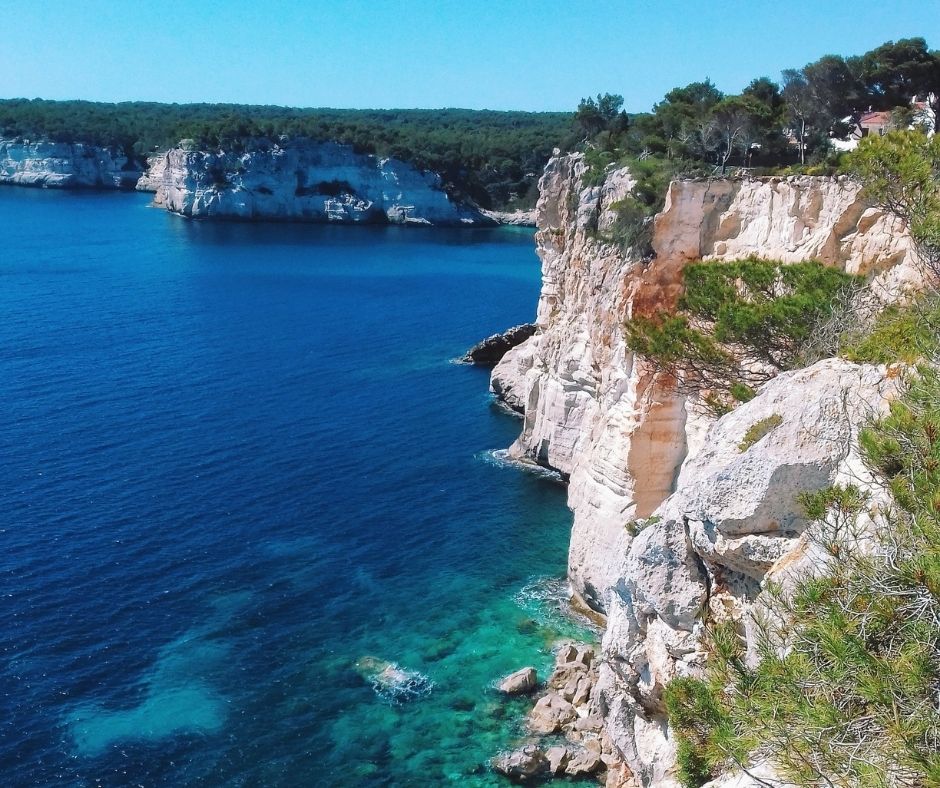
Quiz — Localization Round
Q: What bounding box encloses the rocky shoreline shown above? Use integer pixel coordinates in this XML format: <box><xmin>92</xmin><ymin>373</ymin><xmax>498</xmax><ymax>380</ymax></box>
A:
<box><xmin>482</xmin><ymin>151</ymin><xmax>921</xmax><ymax>786</ymax></box>
<box><xmin>492</xmin><ymin>642</ymin><xmax>624</xmax><ymax>785</ymax></box>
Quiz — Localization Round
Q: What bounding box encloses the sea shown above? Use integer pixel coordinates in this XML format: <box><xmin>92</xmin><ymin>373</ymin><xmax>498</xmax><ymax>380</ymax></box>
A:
<box><xmin>0</xmin><ymin>188</ymin><xmax>595</xmax><ymax>786</ymax></box>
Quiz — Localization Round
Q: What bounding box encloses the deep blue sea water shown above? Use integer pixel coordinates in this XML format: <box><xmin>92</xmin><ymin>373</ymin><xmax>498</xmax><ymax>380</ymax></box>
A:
<box><xmin>0</xmin><ymin>189</ymin><xmax>591</xmax><ymax>786</ymax></box>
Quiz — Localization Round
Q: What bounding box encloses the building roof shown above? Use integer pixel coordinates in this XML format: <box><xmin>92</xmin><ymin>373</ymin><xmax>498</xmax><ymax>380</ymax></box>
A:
<box><xmin>859</xmin><ymin>110</ymin><xmax>892</xmax><ymax>127</ymax></box>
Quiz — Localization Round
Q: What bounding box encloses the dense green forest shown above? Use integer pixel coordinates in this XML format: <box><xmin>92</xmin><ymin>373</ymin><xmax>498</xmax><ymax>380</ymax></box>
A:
<box><xmin>0</xmin><ymin>101</ymin><xmax>573</xmax><ymax>208</ymax></box>
<box><xmin>574</xmin><ymin>37</ymin><xmax>940</xmax><ymax>253</ymax></box>
<box><xmin>578</xmin><ymin>37</ymin><xmax>939</xmax><ymax>171</ymax></box>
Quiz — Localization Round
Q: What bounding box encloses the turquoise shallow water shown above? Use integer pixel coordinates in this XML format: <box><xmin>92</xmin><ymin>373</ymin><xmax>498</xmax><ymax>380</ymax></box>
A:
<box><xmin>0</xmin><ymin>188</ymin><xmax>594</xmax><ymax>786</ymax></box>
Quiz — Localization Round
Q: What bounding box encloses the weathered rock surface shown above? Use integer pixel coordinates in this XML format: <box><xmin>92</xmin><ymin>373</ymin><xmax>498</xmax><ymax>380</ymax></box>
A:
<box><xmin>498</xmin><ymin>666</ymin><xmax>538</xmax><ymax>695</ymax></box>
<box><xmin>153</xmin><ymin>140</ymin><xmax>495</xmax><ymax>226</ymax></box>
<box><xmin>135</xmin><ymin>152</ymin><xmax>167</xmax><ymax>194</ymax></box>
<box><xmin>0</xmin><ymin>138</ymin><xmax>142</xmax><ymax>189</ymax></box>
<box><xmin>495</xmin><ymin>642</ymin><xmax>623</xmax><ymax>784</ymax></box>
<box><xmin>527</xmin><ymin>692</ymin><xmax>577</xmax><ymax>734</ymax></box>
<box><xmin>483</xmin><ymin>208</ymin><xmax>538</xmax><ymax>226</ymax></box>
<box><xmin>463</xmin><ymin>324</ymin><xmax>537</xmax><ymax>366</ymax></box>
<box><xmin>492</xmin><ymin>154</ymin><xmax>919</xmax><ymax>786</ymax></box>
<box><xmin>596</xmin><ymin>359</ymin><xmax>898</xmax><ymax>786</ymax></box>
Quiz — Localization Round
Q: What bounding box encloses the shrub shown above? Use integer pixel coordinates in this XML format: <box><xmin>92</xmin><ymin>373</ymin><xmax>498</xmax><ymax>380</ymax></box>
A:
<box><xmin>626</xmin><ymin>258</ymin><xmax>860</xmax><ymax>412</ymax></box>
<box><xmin>839</xmin><ymin>298</ymin><xmax>940</xmax><ymax>365</ymax></box>
<box><xmin>843</xmin><ymin>130</ymin><xmax>940</xmax><ymax>286</ymax></box>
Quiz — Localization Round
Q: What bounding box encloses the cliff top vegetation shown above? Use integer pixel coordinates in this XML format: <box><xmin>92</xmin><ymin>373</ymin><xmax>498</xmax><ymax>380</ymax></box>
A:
<box><xmin>575</xmin><ymin>37</ymin><xmax>940</xmax><ymax>253</ymax></box>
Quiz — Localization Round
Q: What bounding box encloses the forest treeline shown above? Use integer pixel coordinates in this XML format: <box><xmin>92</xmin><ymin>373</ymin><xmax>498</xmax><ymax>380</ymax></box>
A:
<box><xmin>579</xmin><ymin>37</ymin><xmax>940</xmax><ymax>175</ymax></box>
<box><xmin>576</xmin><ymin>37</ymin><xmax>940</xmax><ymax>253</ymax></box>
<box><xmin>2</xmin><ymin>37</ymin><xmax>937</xmax><ymax>210</ymax></box>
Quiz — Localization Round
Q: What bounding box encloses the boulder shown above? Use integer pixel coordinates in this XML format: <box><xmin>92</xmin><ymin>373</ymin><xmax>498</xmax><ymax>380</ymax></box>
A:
<box><xmin>527</xmin><ymin>692</ymin><xmax>577</xmax><ymax>734</ymax></box>
<box><xmin>492</xmin><ymin>745</ymin><xmax>548</xmax><ymax>783</ymax></box>
<box><xmin>498</xmin><ymin>667</ymin><xmax>538</xmax><ymax>695</ymax></box>
<box><xmin>545</xmin><ymin>745</ymin><xmax>570</xmax><ymax>775</ymax></box>
<box><xmin>565</xmin><ymin>739</ymin><xmax>603</xmax><ymax>777</ymax></box>
<box><xmin>556</xmin><ymin>643</ymin><xmax>578</xmax><ymax>664</ymax></box>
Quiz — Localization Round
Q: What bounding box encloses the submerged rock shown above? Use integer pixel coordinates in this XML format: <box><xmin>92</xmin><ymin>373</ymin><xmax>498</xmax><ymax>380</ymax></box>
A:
<box><xmin>462</xmin><ymin>323</ymin><xmax>538</xmax><ymax>366</ymax></box>
<box><xmin>353</xmin><ymin>656</ymin><xmax>433</xmax><ymax>703</ymax></box>
<box><xmin>498</xmin><ymin>666</ymin><xmax>538</xmax><ymax>695</ymax></box>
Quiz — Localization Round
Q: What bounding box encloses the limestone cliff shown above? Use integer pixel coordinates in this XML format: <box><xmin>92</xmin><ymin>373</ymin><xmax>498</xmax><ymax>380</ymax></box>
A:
<box><xmin>491</xmin><ymin>154</ymin><xmax>919</xmax><ymax>785</ymax></box>
<box><xmin>0</xmin><ymin>138</ymin><xmax>142</xmax><ymax>189</ymax></box>
<box><xmin>151</xmin><ymin>140</ymin><xmax>494</xmax><ymax>226</ymax></box>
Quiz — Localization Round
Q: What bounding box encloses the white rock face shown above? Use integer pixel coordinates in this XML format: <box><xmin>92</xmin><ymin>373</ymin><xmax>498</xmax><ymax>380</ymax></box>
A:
<box><xmin>493</xmin><ymin>157</ymin><xmax>918</xmax><ymax>615</ymax></box>
<box><xmin>153</xmin><ymin>141</ymin><xmax>494</xmax><ymax>226</ymax></box>
<box><xmin>493</xmin><ymin>156</ymin><xmax>692</xmax><ymax>612</ymax></box>
<box><xmin>492</xmin><ymin>155</ymin><xmax>918</xmax><ymax>785</ymax></box>
<box><xmin>597</xmin><ymin>359</ymin><xmax>898</xmax><ymax>786</ymax></box>
<box><xmin>655</xmin><ymin>174</ymin><xmax>921</xmax><ymax>294</ymax></box>
<box><xmin>0</xmin><ymin>138</ymin><xmax>142</xmax><ymax>189</ymax></box>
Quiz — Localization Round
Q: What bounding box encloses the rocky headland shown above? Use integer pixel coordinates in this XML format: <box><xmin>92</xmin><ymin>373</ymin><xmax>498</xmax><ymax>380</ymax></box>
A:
<box><xmin>1</xmin><ymin>136</ymin><xmax>536</xmax><ymax>227</ymax></box>
<box><xmin>486</xmin><ymin>152</ymin><xmax>921</xmax><ymax>786</ymax></box>
<box><xmin>149</xmin><ymin>140</ymin><xmax>496</xmax><ymax>226</ymax></box>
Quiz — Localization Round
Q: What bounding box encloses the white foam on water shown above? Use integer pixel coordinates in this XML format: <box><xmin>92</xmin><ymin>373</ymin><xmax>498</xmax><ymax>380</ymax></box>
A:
<box><xmin>369</xmin><ymin>664</ymin><xmax>435</xmax><ymax>706</ymax></box>
<box><xmin>514</xmin><ymin>576</ymin><xmax>603</xmax><ymax>637</ymax></box>
<box><xmin>476</xmin><ymin>449</ymin><xmax>565</xmax><ymax>483</ymax></box>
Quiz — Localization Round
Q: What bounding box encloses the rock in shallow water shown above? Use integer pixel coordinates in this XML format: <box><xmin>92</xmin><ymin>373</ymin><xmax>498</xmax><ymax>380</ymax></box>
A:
<box><xmin>527</xmin><ymin>692</ymin><xmax>577</xmax><ymax>734</ymax></box>
<box><xmin>353</xmin><ymin>656</ymin><xmax>433</xmax><ymax>703</ymax></box>
<box><xmin>498</xmin><ymin>666</ymin><xmax>538</xmax><ymax>695</ymax></box>
<box><xmin>462</xmin><ymin>323</ymin><xmax>537</xmax><ymax>366</ymax></box>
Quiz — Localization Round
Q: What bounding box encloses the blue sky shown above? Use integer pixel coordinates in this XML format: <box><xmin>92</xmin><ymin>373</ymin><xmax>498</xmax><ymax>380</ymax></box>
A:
<box><xmin>2</xmin><ymin>0</ymin><xmax>937</xmax><ymax>112</ymax></box>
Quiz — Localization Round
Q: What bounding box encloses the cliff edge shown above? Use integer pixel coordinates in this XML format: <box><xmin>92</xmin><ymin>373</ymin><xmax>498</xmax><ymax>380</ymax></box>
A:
<box><xmin>491</xmin><ymin>154</ymin><xmax>920</xmax><ymax>785</ymax></box>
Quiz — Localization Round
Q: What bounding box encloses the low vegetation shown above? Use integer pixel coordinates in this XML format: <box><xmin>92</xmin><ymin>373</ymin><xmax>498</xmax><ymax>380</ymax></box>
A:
<box><xmin>663</xmin><ymin>127</ymin><xmax>940</xmax><ymax>788</ymax></box>
<box><xmin>665</xmin><ymin>359</ymin><xmax>940</xmax><ymax>787</ymax></box>
<box><xmin>625</xmin><ymin>258</ymin><xmax>860</xmax><ymax>413</ymax></box>
<box><xmin>737</xmin><ymin>414</ymin><xmax>782</xmax><ymax>452</ymax></box>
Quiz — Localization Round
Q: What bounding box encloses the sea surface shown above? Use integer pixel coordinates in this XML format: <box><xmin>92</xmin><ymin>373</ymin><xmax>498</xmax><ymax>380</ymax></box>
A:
<box><xmin>0</xmin><ymin>189</ymin><xmax>593</xmax><ymax>786</ymax></box>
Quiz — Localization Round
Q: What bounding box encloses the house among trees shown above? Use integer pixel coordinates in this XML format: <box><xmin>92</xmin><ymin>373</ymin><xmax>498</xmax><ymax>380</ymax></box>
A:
<box><xmin>832</xmin><ymin>93</ymin><xmax>937</xmax><ymax>151</ymax></box>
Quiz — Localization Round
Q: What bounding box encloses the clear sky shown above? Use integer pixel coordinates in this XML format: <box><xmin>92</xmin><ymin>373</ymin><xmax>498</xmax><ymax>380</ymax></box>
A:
<box><xmin>2</xmin><ymin>0</ymin><xmax>937</xmax><ymax>113</ymax></box>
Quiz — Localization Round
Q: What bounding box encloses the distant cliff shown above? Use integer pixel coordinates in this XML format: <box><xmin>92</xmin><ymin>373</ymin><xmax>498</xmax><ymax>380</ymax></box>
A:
<box><xmin>0</xmin><ymin>138</ymin><xmax>142</xmax><ymax>189</ymax></box>
<box><xmin>149</xmin><ymin>140</ymin><xmax>496</xmax><ymax>226</ymax></box>
<box><xmin>0</xmin><ymin>136</ymin><xmax>502</xmax><ymax>227</ymax></box>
